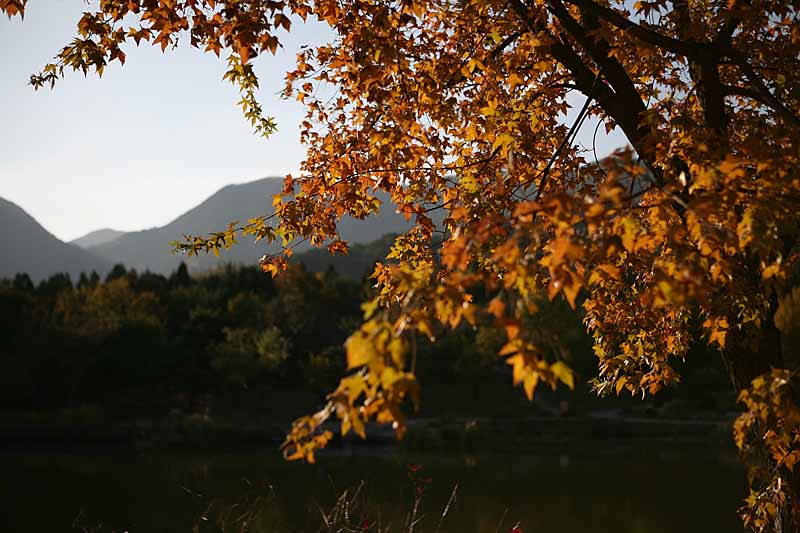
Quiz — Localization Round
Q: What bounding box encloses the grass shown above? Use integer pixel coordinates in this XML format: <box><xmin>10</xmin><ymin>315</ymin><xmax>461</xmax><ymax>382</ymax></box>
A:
<box><xmin>69</xmin><ymin>464</ymin><xmax>515</xmax><ymax>533</ymax></box>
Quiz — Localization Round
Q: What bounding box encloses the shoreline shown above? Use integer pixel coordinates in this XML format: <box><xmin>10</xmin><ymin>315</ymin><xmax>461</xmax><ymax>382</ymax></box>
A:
<box><xmin>0</xmin><ymin>408</ymin><xmax>738</xmax><ymax>453</ymax></box>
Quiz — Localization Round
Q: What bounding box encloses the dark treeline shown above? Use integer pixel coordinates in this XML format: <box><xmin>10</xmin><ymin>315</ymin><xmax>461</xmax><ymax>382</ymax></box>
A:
<box><xmin>0</xmin><ymin>263</ymin><xmax>363</xmax><ymax>415</ymax></box>
<box><xmin>0</xmin><ymin>258</ymin><xmax>736</xmax><ymax>442</ymax></box>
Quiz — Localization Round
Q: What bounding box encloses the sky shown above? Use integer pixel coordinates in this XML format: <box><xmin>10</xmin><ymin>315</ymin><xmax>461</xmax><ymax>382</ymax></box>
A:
<box><xmin>0</xmin><ymin>1</ymin><xmax>626</xmax><ymax>242</ymax></box>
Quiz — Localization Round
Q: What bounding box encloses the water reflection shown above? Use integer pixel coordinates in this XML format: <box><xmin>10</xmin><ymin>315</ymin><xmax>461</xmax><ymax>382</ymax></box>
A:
<box><xmin>0</xmin><ymin>444</ymin><xmax>745</xmax><ymax>532</ymax></box>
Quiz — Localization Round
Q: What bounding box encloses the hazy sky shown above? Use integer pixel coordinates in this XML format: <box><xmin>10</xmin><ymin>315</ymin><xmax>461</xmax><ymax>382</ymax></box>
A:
<box><xmin>1</xmin><ymin>1</ymin><xmax>626</xmax><ymax>242</ymax></box>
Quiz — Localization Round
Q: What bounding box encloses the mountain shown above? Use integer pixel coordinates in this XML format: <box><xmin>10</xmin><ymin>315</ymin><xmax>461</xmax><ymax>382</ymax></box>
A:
<box><xmin>85</xmin><ymin>177</ymin><xmax>434</xmax><ymax>274</ymax></box>
<box><xmin>293</xmin><ymin>233</ymin><xmax>397</xmax><ymax>279</ymax></box>
<box><xmin>0</xmin><ymin>197</ymin><xmax>110</xmax><ymax>282</ymax></box>
<box><xmin>71</xmin><ymin>228</ymin><xmax>126</xmax><ymax>249</ymax></box>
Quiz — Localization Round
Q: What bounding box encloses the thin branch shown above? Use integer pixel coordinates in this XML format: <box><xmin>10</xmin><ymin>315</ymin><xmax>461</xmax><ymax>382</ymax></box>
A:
<box><xmin>533</xmin><ymin>88</ymin><xmax>595</xmax><ymax>201</ymax></box>
<box><xmin>591</xmin><ymin>118</ymin><xmax>607</xmax><ymax>180</ymax></box>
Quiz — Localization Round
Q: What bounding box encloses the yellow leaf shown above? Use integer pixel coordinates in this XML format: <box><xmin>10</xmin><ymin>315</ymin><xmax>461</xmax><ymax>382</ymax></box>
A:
<box><xmin>783</xmin><ymin>450</ymin><xmax>800</xmax><ymax>471</ymax></box>
<box><xmin>551</xmin><ymin>361</ymin><xmax>574</xmax><ymax>389</ymax></box>
<box><xmin>523</xmin><ymin>372</ymin><xmax>539</xmax><ymax>400</ymax></box>
<box><xmin>507</xmin><ymin>72</ymin><xmax>524</xmax><ymax>90</ymax></box>
<box><xmin>507</xmin><ymin>354</ymin><xmax>526</xmax><ymax>384</ymax></box>
<box><xmin>339</xmin><ymin>374</ymin><xmax>365</xmax><ymax>404</ymax></box>
<box><xmin>361</xmin><ymin>298</ymin><xmax>379</xmax><ymax>319</ymax></box>
<box><xmin>708</xmin><ymin>329</ymin><xmax>726</xmax><ymax>348</ymax></box>
<box><xmin>388</xmin><ymin>337</ymin><xmax>406</xmax><ymax>368</ymax></box>
<box><xmin>595</xmin><ymin>264</ymin><xmax>620</xmax><ymax>280</ymax></box>
<box><xmin>762</xmin><ymin>263</ymin><xmax>781</xmax><ymax>280</ymax></box>
<box><xmin>346</xmin><ymin>333</ymin><xmax>374</xmax><ymax>369</ymax></box>
<box><xmin>416</xmin><ymin>319</ymin><xmax>435</xmax><ymax>339</ymax></box>
<box><xmin>351</xmin><ymin>409</ymin><xmax>366</xmax><ymax>439</ymax></box>
<box><xmin>499</xmin><ymin>341</ymin><xmax>519</xmax><ymax>356</ymax></box>
<box><xmin>492</xmin><ymin>132</ymin><xmax>514</xmax><ymax>150</ymax></box>
<box><xmin>621</xmin><ymin>217</ymin><xmax>639</xmax><ymax>252</ymax></box>
<box><xmin>615</xmin><ymin>376</ymin><xmax>627</xmax><ymax>395</ymax></box>
<box><xmin>380</xmin><ymin>366</ymin><xmax>401</xmax><ymax>388</ymax></box>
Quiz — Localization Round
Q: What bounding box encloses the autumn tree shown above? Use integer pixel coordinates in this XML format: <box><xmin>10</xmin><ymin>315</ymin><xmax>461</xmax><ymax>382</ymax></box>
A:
<box><xmin>4</xmin><ymin>0</ymin><xmax>800</xmax><ymax>529</ymax></box>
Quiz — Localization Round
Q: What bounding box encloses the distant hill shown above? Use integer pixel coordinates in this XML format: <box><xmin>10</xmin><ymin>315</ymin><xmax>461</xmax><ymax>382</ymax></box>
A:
<box><xmin>85</xmin><ymin>177</ymin><xmax>438</xmax><ymax>274</ymax></box>
<box><xmin>0</xmin><ymin>197</ymin><xmax>110</xmax><ymax>282</ymax></box>
<box><xmin>71</xmin><ymin>228</ymin><xmax>125</xmax><ymax>249</ymax></box>
<box><xmin>293</xmin><ymin>233</ymin><xmax>397</xmax><ymax>280</ymax></box>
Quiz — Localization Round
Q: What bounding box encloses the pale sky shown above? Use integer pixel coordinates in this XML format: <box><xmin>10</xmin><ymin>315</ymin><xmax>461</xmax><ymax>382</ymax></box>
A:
<box><xmin>1</xmin><ymin>1</ymin><xmax>330</xmax><ymax>241</ymax></box>
<box><xmin>1</xmin><ymin>1</ymin><xmax>625</xmax><ymax>242</ymax></box>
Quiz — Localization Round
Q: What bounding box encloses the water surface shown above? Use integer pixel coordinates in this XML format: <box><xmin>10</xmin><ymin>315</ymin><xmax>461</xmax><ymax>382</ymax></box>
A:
<box><xmin>0</xmin><ymin>444</ymin><xmax>745</xmax><ymax>532</ymax></box>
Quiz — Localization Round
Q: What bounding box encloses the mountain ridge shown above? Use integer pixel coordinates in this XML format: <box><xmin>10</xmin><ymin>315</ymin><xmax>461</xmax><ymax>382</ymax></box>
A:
<box><xmin>71</xmin><ymin>228</ymin><xmax>126</xmax><ymax>249</ymax></box>
<box><xmin>2</xmin><ymin>177</ymin><xmax>443</xmax><ymax>280</ymax></box>
<box><xmin>0</xmin><ymin>196</ymin><xmax>111</xmax><ymax>282</ymax></box>
<box><xmin>83</xmin><ymin>177</ymin><xmax>432</xmax><ymax>275</ymax></box>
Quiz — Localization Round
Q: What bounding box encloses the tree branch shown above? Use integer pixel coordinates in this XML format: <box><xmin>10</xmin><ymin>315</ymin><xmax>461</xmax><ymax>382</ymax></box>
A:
<box><xmin>547</xmin><ymin>0</ymin><xmax>642</xmax><ymax>110</ymax></box>
<box><xmin>444</xmin><ymin>31</ymin><xmax>522</xmax><ymax>88</ymax></box>
<box><xmin>722</xmin><ymin>84</ymin><xmax>770</xmax><ymax>104</ymax></box>
<box><xmin>539</xmin><ymin>0</ymin><xmax>661</xmax><ymax>182</ymax></box>
<box><xmin>561</xmin><ymin>0</ymin><xmax>699</xmax><ymax>57</ymax></box>
<box><xmin>533</xmin><ymin>85</ymin><xmax>595</xmax><ymax>201</ymax></box>
<box><xmin>716</xmin><ymin>0</ymin><xmax>748</xmax><ymax>46</ymax></box>
<box><xmin>725</xmin><ymin>50</ymin><xmax>800</xmax><ymax>128</ymax></box>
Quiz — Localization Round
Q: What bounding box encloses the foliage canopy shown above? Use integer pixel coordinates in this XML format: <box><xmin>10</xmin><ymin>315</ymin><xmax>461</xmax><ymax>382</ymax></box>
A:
<box><xmin>4</xmin><ymin>0</ymin><xmax>800</xmax><ymax>529</ymax></box>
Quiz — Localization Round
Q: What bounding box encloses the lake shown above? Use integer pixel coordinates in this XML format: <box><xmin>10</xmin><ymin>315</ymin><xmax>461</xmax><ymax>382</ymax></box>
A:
<box><xmin>0</xmin><ymin>443</ymin><xmax>745</xmax><ymax>532</ymax></box>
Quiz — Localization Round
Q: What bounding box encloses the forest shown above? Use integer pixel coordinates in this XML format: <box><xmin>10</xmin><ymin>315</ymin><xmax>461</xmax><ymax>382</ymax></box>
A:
<box><xmin>0</xmin><ymin>250</ymin><xmax>736</xmax><ymax>450</ymax></box>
